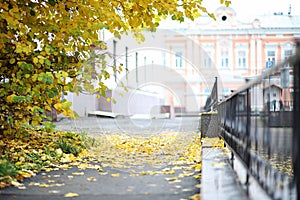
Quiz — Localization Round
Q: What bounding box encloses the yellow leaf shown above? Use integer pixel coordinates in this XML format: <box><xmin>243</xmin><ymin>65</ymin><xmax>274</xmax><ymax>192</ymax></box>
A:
<box><xmin>225</xmin><ymin>0</ymin><xmax>231</xmax><ymax>7</ymax></box>
<box><xmin>189</xmin><ymin>193</ymin><xmax>200</xmax><ymax>200</ymax></box>
<box><xmin>165</xmin><ymin>177</ymin><xmax>178</xmax><ymax>181</ymax></box>
<box><xmin>56</xmin><ymin>148</ymin><xmax>63</xmax><ymax>155</ymax></box>
<box><xmin>77</xmin><ymin>163</ymin><xmax>89</xmax><ymax>169</ymax></box>
<box><xmin>111</xmin><ymin>173</ymin><xmax>120</xmax><ymax>177</ymax></box>
<box><xmin>33</xmin><ymin>57</ymin><xmax>38</xmax><ymax>64</ymax></box>
<box><xmin>9</xmin><ymin>58</ymin><xmax>16</xmax><ymax>64</ymax></box>
<box><xmin>39</xmin><ymin>183</ymin><xmax>50</xmax><ymax>188</ymax></box>
<box><xmin>39</xmin><ymin>58</ymin><xmax>44</xmax><ymax>64</ymax></box>
<box><xmin>64</xmin><ymin>192</ymin><xmax>79</xmax><ymax>197</ymax></box>
<box><xmin>11</xmin><ymin>180</ymin><xmax>23</xmax><ymax>187</ymax></box>
<box><xmin>31</xmin><ymin>120</ymin><xmax>39</xmax><ymax>126</ymax></box>
<box><xmin>62</xmin><ymin>71</ymin><xmax>68</xmax><ymax>78</ymax></box>
<box><xmin>48</xmin><ymin>190</ymin><xmax>60</xmax><ymax>194</ymax></box>
<box><xmin>163</xmin><ymin>169</ymin><xmax>175</xmax><ymax>175</ymax></box>
<box><xmin>182</xmin><ymin>188</ymin><xmax>193</xmax><ymax>192</ymax></box>
<box><xmin>193</xmin><ymin>174</ymin><xmax>201</xmax><ymax>179</ymax></box>
<box><xmin>72</xmin><ymin>172</ymin><xmax>84</xmax><ymax>176</ymax></box>
<box><xmin>87</xmin><ymin>177</ymin><xmax>97</xmax><ymax>182</ymax></box>
<box><xmin>6</xmin><ymin>94</ymin><xmax>16</xmax><ymax>103</ymax></box>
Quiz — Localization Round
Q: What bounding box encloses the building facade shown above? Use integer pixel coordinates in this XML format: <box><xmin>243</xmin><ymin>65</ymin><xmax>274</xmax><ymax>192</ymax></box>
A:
<box><xmin>162</xmin><ymin>6</ymin><xmax>300</xmax><ymax>112</ymax></box>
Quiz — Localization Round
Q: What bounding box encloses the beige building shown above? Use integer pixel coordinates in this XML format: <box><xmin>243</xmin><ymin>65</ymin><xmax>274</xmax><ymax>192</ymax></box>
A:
<box><xmin>160</xmin><ymin>6</ymin><xmax>300</xmax><ymax>112</ymax></box>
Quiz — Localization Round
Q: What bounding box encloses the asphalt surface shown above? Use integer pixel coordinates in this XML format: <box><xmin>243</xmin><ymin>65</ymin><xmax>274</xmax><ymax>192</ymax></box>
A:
<box><xmin>53</xmin><ymin>116</ymin><xmax>200</xmax><ymax>135</ymax></box>
<box><xmin>0</xmin><ymin>117</ymin><xmax>201</xmax><ymax>200</ymax></box>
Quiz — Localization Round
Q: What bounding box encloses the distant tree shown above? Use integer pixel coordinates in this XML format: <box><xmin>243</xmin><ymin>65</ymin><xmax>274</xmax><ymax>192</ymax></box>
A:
<box><xmin>0</xmin><ymin>0</ymin><xmax>230</xmax><ymax>133</ymax></box>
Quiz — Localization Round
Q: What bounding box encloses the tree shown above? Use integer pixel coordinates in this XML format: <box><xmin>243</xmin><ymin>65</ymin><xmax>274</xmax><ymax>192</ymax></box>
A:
<box><xmin>0</xmin><ymin>0</ymin><xmax>230</xmax><ymax>133</ymax></box>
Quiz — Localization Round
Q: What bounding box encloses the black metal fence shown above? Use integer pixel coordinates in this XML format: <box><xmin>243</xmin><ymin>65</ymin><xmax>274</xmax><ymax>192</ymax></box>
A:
<box><xmin>216</xmin><ymin>41</ymin><xmax>300</xmax><ymax>199</ymax></box>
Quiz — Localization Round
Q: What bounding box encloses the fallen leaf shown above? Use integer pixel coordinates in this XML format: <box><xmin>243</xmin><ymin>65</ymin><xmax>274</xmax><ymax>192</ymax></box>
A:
<box><xmin>72</xmin><ymin>172</ymin><xmax>84</xmax><ymax>176</ymax></box>
<box><xmin>146</xmin><ymin>183</ymin><xmax>158</xmax><ymax>187</ymax></box>
<box><xmin>193</xmin><ymin>174</ymin><xmax>201</xmax><ymax>179</ymax></box>
<box><xmin>11</xmin><ymin>181</ymin><xmax>23</xmax><ymax>187</ymax></box>
<box><xmin>39</xmin><ymin>183</ymin><xmax>50</xmax><ymax>188</ymax></box>
<box><xmin>111</xmin><ymin>173</ymin><xmax>120</xmax><ymax>177</ymax></box>
<box><xmin>67</xmin><ymin>175</ymin><xmax>74</xmax><ymax>179</ymax></box>
<box><xmin>189</xmin><ymin>193</ymin><xmax>200</xmax><ymax>200</ymax></box>
<box><xmin>182</xmin><ymin>188</ymin><xmax>193</xmax><ymax>192</ymax></box>
<box><xmin>99</xmin><ymin>172</ymin><xmax>108</xmax><ymax>176</ymax></box>
<box><xmin>29</xmin><ymin>182</ymin><xmax>40</xmax><ymax>186</ymax></box>
<box><xmin>87</xmin><ymin>177</ymin><xmax>97</xmax><ymax>182</ymax></box>
<box><xmin>49</xmin><ymin>190</ymin><xmax>60</xmax><ymax>194</ymax></box>
<box><xmin>64</xmin><ymin>192</ymin><xmax>79</xmax><ymax>197</ymax></box>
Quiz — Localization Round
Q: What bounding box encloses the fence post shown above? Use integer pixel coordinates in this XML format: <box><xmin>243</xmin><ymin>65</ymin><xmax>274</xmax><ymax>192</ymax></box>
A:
<box><xmin>245</xmin><ymin>83</ymin><xmax>251</xmax><ymax>193</ymax></box>
<box><xmin>293</xmin><ymin>41</ymin><xmax>300</xmax><ymax>200</ymax></box>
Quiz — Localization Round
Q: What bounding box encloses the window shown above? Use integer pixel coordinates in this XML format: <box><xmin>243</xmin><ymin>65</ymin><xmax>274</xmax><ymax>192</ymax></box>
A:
<box><xmin>237</xmin><ymin>50</ymin><xmax>246</xmax><ymax>68</ymax></box>
<box><xmin>283</xmin><ymin>49</ymin><xmax>292</xmax><ymax>67</ymax></box>
<box><xmin>218</xmin><ymin>39</ymin><xmax>232</xmax><ymax>69</ymax></box>
<box><xmin>203</xmin><ymin>51</ymin><xmax>212</xmax><ymax>68</ymax></box>
<box><xmin>201</xmin><ymin>43</ymin><xmax>214</xmax><ymax>68</ymax></box>
<box><xmin>221</xmin><ymin>51</ymin><xmax>229</xmax><ymax>68</ymax></box>
<box><xmin>266</xmin><ymin>50</ymin><xmax>276</xmax><ymax>68</ymax></box>
<box><xmin>284</xmin><ymin>50</ymin><xmax>292</xmax><ymax>60</ymax></box>
<box><xmin>204</xmin><ymin>88</ymin><xmax>210</xmax><ymax>94</ymax></box>
<box><xmin>267</xmin><ymin>51</ymin><xmax>276</xmax><ymax>63</ymax></box>
<box><xmin>175</xmin><ymin>52</ymin><xmax>183</xmax><ymax>68</ymax></box>
<box><xmin>222</xmin><ymin>88</ymin><xmax>231</xmax><ymax>97</ymax></box>
<box><xmin>162</xmin><ymin>52</ymin><xmax>166</xmax><ymax>67</ymax></box>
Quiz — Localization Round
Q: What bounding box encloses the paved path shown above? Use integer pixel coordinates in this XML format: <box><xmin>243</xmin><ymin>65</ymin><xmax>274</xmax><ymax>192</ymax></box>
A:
<box><xmin>53</xmin><ymin>116</ymin><xmax>200</xmax><ymax>135</ymax></box>
<box><xmin>0</xmin><ymin>117</ymin><xmax>201</xmax><ymax>200</ymax></box>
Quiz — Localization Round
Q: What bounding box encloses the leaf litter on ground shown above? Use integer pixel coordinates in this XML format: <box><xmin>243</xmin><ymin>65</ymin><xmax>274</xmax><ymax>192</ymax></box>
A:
<box><xmin>0</xmin><ymin>126</ymin><xmax>202</xmax><ymax>199</ymax></box>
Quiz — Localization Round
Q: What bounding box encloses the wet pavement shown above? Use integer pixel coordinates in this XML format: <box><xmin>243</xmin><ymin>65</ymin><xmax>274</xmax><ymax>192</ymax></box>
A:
<box><xmin>0</xmin><ymin>117</ymin><xmax>201</xmax><ymax>200</ymax></box>
<box><xmin>53</xmin><ymin>116</ymin><xmax>200</xmax><ymax>135</ymax></box>
<box><xmin>0</xmin><ymin>116</ymin><xmax>271</xmax><ymax>200</ymax></box>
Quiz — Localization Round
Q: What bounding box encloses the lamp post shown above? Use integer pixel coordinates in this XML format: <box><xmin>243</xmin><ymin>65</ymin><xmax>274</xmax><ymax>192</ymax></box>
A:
<box><xmin>113</xmin><ymin>40</ymin><xmax>117</xmax><ymax>83</ymax></box>
<box><xmin>136</xmin><ymin>52</ymin><xmax>138</xmax><ymax>88</ymax></box>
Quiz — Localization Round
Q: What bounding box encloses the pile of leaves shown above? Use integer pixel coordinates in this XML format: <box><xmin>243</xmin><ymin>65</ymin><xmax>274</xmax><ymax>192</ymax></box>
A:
<box><xmin>91</xmin><ymin>131</ymin><xmax>202</xmax><ymax>172</ymax></box>
<box><xmin>0</xmin><ymin>126</ymin><xmax>89</xmax><ymax>189</ymax></box>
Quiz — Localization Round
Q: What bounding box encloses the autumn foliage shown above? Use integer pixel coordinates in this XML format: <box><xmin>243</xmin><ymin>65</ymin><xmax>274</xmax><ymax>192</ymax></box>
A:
<box><xmin>0</xmin><ymin>0</ymin><xmax>230</xmax><ymax>133</ymax></box>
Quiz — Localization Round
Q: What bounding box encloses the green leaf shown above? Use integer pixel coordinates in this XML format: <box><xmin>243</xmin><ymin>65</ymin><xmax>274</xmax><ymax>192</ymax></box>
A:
<box><xmin>30</xmin><ymin>10</ymin><xmax>35</xmax><ymax>16</ymax></box>
<box><xmin>45</xmin><ymin>59</ymin><xmax>51</xmax><ymax>66</ymax></box>
<box><xmin>12</xmin><ymin>96</ymin><xmax>25</xmax><ymax>102</ymax></box>
<box><xmin>62</xmin><ymin>101</ymin><xmax>72</xmax><ymax>109</ymax></box>
<box><xmin>49</xmin><ymin>0</ymin><xmax>56</xmax><ymax>6</ymax></box>
<box><xmin>101</xmin><ymin>89</ymin><xmax>106</xmax><ymax>97</ymax></box>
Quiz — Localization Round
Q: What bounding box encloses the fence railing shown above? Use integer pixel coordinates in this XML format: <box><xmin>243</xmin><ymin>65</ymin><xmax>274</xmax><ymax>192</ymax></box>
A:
<box><xmin>203</xmin><ymin>77</ymin><xmax>218</xmax><ymax>112</ymax></box>
<box><xmin>216</xmin><ymin>41</ymin><xmax>300</xmax><ymax>199</ymax></box>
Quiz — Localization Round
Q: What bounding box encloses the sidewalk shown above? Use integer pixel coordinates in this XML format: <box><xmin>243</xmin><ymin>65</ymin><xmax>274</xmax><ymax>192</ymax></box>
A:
<box><xmin>201</xmin><ymin>139</ymin><xmax>248</xmax><ymax>200</ymax></box>
<box><xmin>201</xmin><ymin>138</ymin><xmax>271</xmax><ymax>200</ymax></box>
<box><xmin>0</xmin><ymin>164</ymin><xmax>200</xmax><ymax>200</ymax></box>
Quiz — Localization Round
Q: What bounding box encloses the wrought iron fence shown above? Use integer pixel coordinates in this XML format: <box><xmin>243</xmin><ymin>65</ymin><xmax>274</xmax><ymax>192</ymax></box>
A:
<box><xmin>216</xmin><ymin>41</ymin><xmax>300</xmax><ymax>199</ymax></box>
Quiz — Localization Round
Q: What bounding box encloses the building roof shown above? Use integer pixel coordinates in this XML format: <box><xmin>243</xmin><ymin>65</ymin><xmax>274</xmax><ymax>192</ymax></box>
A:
<box><xmin>160</xmin><ymin>6</ymin><xmax>300</xmax><ymax>32</ymax></box>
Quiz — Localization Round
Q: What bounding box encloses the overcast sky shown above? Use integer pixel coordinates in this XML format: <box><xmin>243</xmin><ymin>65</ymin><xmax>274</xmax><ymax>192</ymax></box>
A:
<box><xmin>204</xmin><ymin>0</ymin><xmax>300</xmax><ymax>17</ymax></box>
